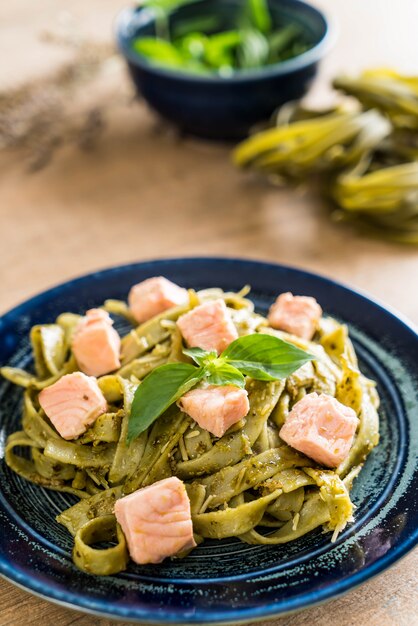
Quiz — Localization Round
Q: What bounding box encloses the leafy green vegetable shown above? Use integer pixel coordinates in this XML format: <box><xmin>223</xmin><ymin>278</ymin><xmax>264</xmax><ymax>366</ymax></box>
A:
<box><xmin>203</xmin><ymin>360</ymin><xmax>246</xmax><ymax>388</ymax></box>
<box><xmin>268</xmin><ymin>23</ymin><xmax>303</xmax><ymax>63</ymax></box>
<box><xmin>133</xmin><ymin>37</ymin><xmax>208</xmax><ymax>73</ymax></box>
<box><xmin>132</xmin><ymin>0</ymin><xmax>312</xmax><ymax>75</ymax></box>
<box><xmin>183</xmin><ymin>347</ymin><xmax>217</xmax><ymax>365</ymax></box>
<box><xmin>142</xmin><ymin>0</ymin><xmax>195</xmax><ymax>10</ymax></box>
<box><xmin>204</xmin><ymin>31</ymin><xmax>243</xmax><ymax>71</ymax></box>
<box><xmin>141</xmin><ymin>0</ymin><xmax>193</xmax><ymax>41</ymax></box>
<box><xmin>247</xmin><ymin>0</ymin><xmax>272</xmax><ymax>34</ymax></box>
<box><xmin>222</xmin><ymin>334</ymin><xmax>314</xmax><ymax>381</ymax></box>
<box><xmin>127</xmin><ymin>363</ymin><xmax>203</xmax><ymax>442</ymax></box>
<box><xmin>128</xmin><ymin>333</ymin><xmax>313</xmax><ymax>441</ymax></box>
<box><xmin>238</xmin><ymin>29</ymin><xmax>269</xmax><ymax>70</ymax></box>
<box><xmin>133</xmin><ymin>38</ymin><xmax>186</xmax><ymax>68</ymax></box>
<box><xmin>172</xmin><ymin>15</ymin><xmax>222</xmax><ymax>39</ymax></box>
<box><xmin>177</xmin><ymin>32</ymin><xmax>208</xmax><ymax>61</ymax></box>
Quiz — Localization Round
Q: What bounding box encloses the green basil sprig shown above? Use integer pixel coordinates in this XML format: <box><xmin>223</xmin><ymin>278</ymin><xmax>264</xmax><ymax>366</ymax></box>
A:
<box><xmin>222</xmin><ymin>333</ymin><xmax>312</xmax><ymax>381</ymax></box>
<box><xmin>127</xmin><ymin>333</ymin><xmax>313</xmax><ymax>442</ymax></box>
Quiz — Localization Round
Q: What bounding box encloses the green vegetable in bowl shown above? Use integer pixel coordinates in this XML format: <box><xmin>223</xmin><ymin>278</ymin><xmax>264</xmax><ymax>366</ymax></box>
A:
<box><xmin>247</xmin><ymin>0</ymin><xmax>272</xmax><ymax>33</ymax></box>
<box><xmin>132</xmin><ymin>0</ymin><xmax>313</xmax><ymax>74</ymax></box>
<box><xmin>133</xmin><ymin>37</ymin><xmax>208</xmax><ymax>72</ymax></box>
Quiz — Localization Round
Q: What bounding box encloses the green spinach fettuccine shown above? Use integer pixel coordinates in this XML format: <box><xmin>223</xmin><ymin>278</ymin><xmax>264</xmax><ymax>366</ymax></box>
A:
<box><xmin>1</xmin><ymin>286</ymin><xmax>379</xmax><ymax>575</ymax></box>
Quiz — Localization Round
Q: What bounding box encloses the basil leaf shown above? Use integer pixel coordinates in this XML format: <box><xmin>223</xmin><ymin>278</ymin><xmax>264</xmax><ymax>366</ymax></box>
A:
<box><xmin>128</xmin><ymin>363</ymin><xmax>203</xmax><ymax>442</ymax></box>
<box><xmin>183</xmin><ymin>347</ymin><xmax>216</xmax><ymax>366</ymax></box>
<box><xmin>203</xmin><ymin>361</ymin><xmax>246</xmax><ymax>388</ymax></box>
<box><xmin>222</xmin><ymin>334</ymin><xmax>313</xmax><ymax>381</ymax></box>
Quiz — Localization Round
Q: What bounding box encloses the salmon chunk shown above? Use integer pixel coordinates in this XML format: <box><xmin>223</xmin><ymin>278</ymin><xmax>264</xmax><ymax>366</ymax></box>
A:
<box><xmin>268</xmin><ymin>292</ymin><xmax>322</xmax><ymax>340</ymax></box>
<box><xmin>72</xmin><ymin>309</ymin><xmax>121</xmax><ymax>377</ymax></box>
<box><xmin>178</xmin><ymin>385</ymin><xmax>249</xmax><ymax>438</ymax></box>
<box><xmin>177</xmin><ymin>299</ymin><xmax>238</xmax><ymax>354</ymax></box>
<box><xmin>279</xmin><ymin>392</ymin><xmax>359</xmax><ymax>467</ymax></box>
<box><xmin>114</xmin><ymin>477</ymin><xmax>196</xmax><ymax>565</ymax></box>
<box><xmin>128</xmin><ymin>276</ymin><xmax>188</xmax><ymax>324</ymax></box>
<box><xmin>38</xmin><ymin>372</ymin><xmax>108</xmax><ymax>440</ymax></box>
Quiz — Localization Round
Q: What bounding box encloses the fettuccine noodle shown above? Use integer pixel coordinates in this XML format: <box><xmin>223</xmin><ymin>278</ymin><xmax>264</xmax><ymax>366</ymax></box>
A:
<box><xmin>1</xmin><ymin>287</ymin><xmax>379</xmax><ymax>575</ymax></box>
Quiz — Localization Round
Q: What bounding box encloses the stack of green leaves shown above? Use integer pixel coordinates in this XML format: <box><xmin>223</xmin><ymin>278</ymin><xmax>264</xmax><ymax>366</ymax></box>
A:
<box><xmin>132</xmin><ymin>0</ymin><xmax>313</xmax><ymax>75</ymax></box>
<box><xmin>233</xmin><ymin>68</ymin><xmax>418</xmax><ymax>244</ymax></box>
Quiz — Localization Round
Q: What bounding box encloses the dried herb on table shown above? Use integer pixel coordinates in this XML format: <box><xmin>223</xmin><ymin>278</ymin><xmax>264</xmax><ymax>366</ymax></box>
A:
<box><xmin>0</xmin><ymin>33</ymin><xmax>129</xmax><ymax>172</ymax></box>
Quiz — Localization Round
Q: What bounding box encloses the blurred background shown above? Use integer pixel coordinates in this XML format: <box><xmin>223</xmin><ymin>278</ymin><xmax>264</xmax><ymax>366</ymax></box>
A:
<box><xmin>0</xmin><ymin>2</ymin><xmax>417</xmax><ymax>625</ymax></box>
<box><xmin>1</xmin><ymin>0</ymin><xmax>417</xmax><ymax>319</ymax></box>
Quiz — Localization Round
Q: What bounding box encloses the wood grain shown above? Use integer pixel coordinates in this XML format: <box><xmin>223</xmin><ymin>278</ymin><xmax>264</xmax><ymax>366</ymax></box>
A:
<box><xmin>0</xmin><ymin>1</ymin><xmax>417</xmax><ymax>625</ymax></box>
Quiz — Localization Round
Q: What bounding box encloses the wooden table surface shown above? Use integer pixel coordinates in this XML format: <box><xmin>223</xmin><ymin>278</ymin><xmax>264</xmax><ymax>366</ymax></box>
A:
<box><xmin>0</xmin><ymin>1</ymin><xmax>417</xmax><ymax>624</ymax></box>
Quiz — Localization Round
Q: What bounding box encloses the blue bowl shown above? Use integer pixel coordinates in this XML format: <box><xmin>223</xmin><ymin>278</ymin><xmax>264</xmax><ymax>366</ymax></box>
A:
<box><xmin>115</xmin><ymin>0</ymin><xmax>332</xmax><ymax>139</ymax></box>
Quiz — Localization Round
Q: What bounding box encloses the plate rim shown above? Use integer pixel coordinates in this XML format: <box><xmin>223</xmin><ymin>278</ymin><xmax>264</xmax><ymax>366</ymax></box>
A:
<box><xmin>0</xmin><ymin>256</ymin><xmax>417</xmax><ymax>623</ymax></box>
<box><xmin>1</xmin><ymin>256</ymin><xmax>417</xmax><ymax>336</ymax></box>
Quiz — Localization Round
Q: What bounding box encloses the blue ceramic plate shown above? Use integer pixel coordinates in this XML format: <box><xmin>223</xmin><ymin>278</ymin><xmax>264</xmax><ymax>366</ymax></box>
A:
<box><xmin>0</xmin><ymin>258</ymin><xmax>417</xmax><ymax>623</ymax></box>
